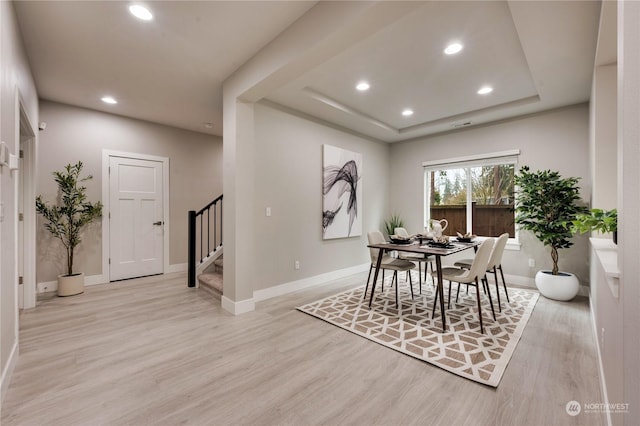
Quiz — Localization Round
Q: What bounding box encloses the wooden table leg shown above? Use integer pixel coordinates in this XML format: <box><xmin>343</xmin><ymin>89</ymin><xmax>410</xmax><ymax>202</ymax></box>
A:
<box><xmin>368</xmin><ymin>248</ymin><xmax>385</xmax><ymax>308</ymax></box>
<box><xmin>435</xmin><ymin>255</ymin><xmax>447</xmax><ymax>332</ymax></box>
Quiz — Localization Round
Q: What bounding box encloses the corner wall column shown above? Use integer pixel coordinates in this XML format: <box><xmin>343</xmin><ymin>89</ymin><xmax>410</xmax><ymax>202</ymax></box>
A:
<box><xmin>619</xmin><ymin>1</ymin><xmax>640</xmax><ymax>424</ymax></box>
<box><xmin>221</xmin><ymin>95</ymin><xmax>256</xmax><ymax>313</ymax></box>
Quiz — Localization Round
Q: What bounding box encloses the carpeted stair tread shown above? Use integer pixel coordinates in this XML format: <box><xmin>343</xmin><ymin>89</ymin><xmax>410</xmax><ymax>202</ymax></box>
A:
<box><xmin>213</xmin><ymin>258</ymin><xmax>223</xmax><ymax>269</ymax></box>
<box><xmin>198</xmin><ymin>271</ymin><xmax>223</xmax><ymax>298</ymax></box>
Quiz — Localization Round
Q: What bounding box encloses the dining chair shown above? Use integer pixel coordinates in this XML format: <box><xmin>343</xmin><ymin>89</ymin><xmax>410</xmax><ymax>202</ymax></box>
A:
<box><xmin>365</xmin><ymin>231</ymin><xmax>417</xmax><ymax>309</ymax></box>
<box><xmin>454</xmin><ymin>233</ymin><xmax>510</xmax><ymax>311</ymax></box>
<box><xmin>432</xmin><ymin>238</ymin><xmax>496</xmax><ymax>334</ymax></box>
<box><xmin>394</xmin><ymin>227</ymin><xmax>434</xmax><ymax>293</ymax></box>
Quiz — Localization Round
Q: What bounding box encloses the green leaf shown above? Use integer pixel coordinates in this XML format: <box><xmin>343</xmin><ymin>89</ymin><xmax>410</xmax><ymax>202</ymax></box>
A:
<box><xmin>514</xmin><ymin>166</ymin><xmax>586</xmax><ymax>274</ymax></box>
<box><xmin>36</xmin><ymin>161</ymin><xmax>102</xmax><ymax>275</ymax></box>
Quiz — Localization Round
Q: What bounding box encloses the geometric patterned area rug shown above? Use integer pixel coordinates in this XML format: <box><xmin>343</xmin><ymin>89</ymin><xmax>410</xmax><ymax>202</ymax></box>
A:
<box><xmin>297</xmin><ymin>276</ymin><xmax>539</xmax><ymax>387</ymax></box>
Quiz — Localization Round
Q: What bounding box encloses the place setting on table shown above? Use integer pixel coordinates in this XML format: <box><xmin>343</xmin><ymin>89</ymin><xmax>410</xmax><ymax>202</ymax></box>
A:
<box><xmin>297</xmin><ymin>220</ymin><xmax>540</xmax><ymax>387</ymax></box>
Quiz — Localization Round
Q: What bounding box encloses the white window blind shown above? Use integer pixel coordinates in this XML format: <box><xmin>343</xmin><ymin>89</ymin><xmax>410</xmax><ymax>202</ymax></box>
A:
<box><xmin>423</xmin><ymin>149</ymin><xmax>520</xmax><ymax>172</ymax></box>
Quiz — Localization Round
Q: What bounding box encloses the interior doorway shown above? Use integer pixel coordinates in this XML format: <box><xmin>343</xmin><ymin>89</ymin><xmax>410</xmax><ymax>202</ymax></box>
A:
<box><xmin>102</xmin><ymin>151</ymin><xmax>170</xmax><ymax>282</ymax></box>
<box><xmin>18</xmin><ymin>102</ymin><xmax>36</xmax><ymax>309</ymax></box>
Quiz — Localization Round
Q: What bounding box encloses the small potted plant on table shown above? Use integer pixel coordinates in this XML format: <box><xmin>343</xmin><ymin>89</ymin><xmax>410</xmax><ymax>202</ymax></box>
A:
<box><xmin>36</xmin><ymin>161</ymin><xmax>102</xmax><ymax>296</ymax></box>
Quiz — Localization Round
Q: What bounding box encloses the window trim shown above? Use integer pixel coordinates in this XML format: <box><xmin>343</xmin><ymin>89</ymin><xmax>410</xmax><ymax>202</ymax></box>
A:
<box><xmin>422</xmin><ymin>149</ymin><xmax>520</xmax><ymax>169</ymax></box>
<box><xmin>423</xmin><ymin>150</ymin><xmax>521</xmax><ymax>249</ymax></box>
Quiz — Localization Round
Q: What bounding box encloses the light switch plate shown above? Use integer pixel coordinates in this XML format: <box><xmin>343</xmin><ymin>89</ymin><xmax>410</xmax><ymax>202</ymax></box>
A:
<box><xmin>9</xmin><ymin>153</ymin><xmax>19</xmax><ymax>170</ymax></box>
<box><xmin>0</xmin><ymin>141</ymin><xmax>8</xmax><ymax>166</ymax></box>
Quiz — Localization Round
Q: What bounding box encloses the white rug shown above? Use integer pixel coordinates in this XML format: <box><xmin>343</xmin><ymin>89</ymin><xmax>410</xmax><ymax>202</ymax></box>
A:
<box><xmin>298</xmin><ymin>275</ymin><xmax>539</xmax><ymax>387</ymax></box>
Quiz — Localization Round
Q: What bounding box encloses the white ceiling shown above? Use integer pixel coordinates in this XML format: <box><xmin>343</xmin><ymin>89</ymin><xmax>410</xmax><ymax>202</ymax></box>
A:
<box><xmin>13</xmin><ymin>1</ymin><xmax>602</xmax><ymax>143</ymax></box>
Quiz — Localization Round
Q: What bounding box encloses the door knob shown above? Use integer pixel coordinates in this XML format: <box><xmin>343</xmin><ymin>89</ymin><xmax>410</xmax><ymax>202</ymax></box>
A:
<box><xmin>153</xmin><ymin>221</ymin><xmax>163</xmax><ymax>226</ymax></box>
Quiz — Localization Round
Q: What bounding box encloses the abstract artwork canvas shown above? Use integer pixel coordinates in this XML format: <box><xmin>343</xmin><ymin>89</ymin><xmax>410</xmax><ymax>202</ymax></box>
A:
<box><xmin>322</xmin><ymin>144</ymin><xmax>362</xmax><ymax>239</ymax></box>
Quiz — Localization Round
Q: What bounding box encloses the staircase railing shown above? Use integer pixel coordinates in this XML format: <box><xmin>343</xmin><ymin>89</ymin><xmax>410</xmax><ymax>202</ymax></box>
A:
<box><xmin>188</xmin><ymin>194</ymin><xmax>223</xmax><ymax>287</ymax></box>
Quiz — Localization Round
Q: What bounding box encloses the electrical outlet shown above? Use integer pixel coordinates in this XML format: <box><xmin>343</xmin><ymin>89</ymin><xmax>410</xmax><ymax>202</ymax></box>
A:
<box><xmin>294</xmin><ymin>260</ymin><xmax>300</xmax><ymax>270</ymax></box>
<box><xmin>528</xmin><ymin>258</ymin><xmax>535</xmax><ymax>268</ymax></box>
<box><xmin>266</xmin><ymin>207</ymin><xmax>271</xmax><ymax>217</ymax></box>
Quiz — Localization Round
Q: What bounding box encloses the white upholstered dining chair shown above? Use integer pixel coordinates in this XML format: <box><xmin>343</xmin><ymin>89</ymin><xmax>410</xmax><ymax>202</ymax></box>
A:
<box><xmin>454</xmin><ymin>232</ymin><xmax>510</xmax><ymax>311</ymax></box>
<box><xmin>432</xmin><ymin>238</ymin><xmax>496</xmax><ymax>334</ymax></box>
<box><xmin>365</xmin><ymin>231</ymin><xmax>416</xmax><ymax>309</ymax></box>
<box><xmin>394</xmin><ymin>227</ymin><xmax>434</xmax><ymax>293</ymax></box>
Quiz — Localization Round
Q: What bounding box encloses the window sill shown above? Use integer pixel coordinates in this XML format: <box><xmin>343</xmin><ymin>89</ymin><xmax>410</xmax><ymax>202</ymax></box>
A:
<box><xmin>473</xmin><ymin>236</ymin><xmax>521</xmax><ymax>251</ymax></box>
<box><xmin>505</xmin><ymin>240</ymin><xmax>521</xmax><ymax>251</ymax></box>
<box><xmin>590</xmin><ymin>237</ymin><xmax>619</xmax><ymax>298</ymax></box>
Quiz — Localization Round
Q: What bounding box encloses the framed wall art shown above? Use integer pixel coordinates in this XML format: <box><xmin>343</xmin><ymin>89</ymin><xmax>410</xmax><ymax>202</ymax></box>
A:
<box><xmin>322</xmin><ymin>144</ymin><xmax>362</xmax><ymax>239</ymax></box>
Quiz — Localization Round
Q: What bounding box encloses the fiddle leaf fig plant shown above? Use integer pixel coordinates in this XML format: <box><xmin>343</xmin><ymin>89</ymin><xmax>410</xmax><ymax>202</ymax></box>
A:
<box><xmin>36</xmin><ymin>161</ymin><xmax>103</xmax><ymax>276</ymax></box>
<box><xmin>514</xmin><ymin>166</ymin><xmax>586</xmax><ymax>275</ymax></box>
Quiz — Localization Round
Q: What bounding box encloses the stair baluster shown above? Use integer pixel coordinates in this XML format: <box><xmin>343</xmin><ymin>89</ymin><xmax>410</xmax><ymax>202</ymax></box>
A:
<box><xmin>188</xmin><ymin>194</ymin><xmax>223</xmax><ymax>287</ymax></box>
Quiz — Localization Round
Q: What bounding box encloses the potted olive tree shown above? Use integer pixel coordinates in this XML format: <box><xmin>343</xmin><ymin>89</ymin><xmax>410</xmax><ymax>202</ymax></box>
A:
<box><xmin>36</xmin><ymin>162</ymin><xmax>102</xmax><ymax>296</ymax></box>
<box><xmin>514</xmin><ymin>166</ymin><xmax>586</xmax><ymax>301</ymax></box>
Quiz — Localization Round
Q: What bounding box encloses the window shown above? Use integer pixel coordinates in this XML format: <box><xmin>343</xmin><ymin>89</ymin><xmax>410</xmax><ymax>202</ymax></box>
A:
<box><xmin>424</xmin><ymin>151</ymin><xmax>518</xmax><ymax>238</ymax></box>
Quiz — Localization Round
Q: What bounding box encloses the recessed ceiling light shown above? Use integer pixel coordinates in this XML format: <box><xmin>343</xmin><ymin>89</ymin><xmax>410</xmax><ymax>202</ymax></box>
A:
<box><xmin>444</xmin><ymin>43</ymin><xmax>463</xmax><ymax>55</ymax></box>
<box><xmin>402</xmin><ymin>109</ymin><xmax>414</xmax><ymax>117</ymax></box>
<box><xmin>101</xmin><ymin>96</ymin><xmax>118</xmax><ymax>104</ymax></box>
<box><xmin>203</xmin><ymin>122</ymin><xmax>214</xmax><ymax>129</ymax></box>
<box><xmin>477</xmin><ymin>86</ymin><xmax>493</xmax><ymax>95</ymax></box>
<box><xmin>129</xmin><ymin>4</ymin><xmax>153</xmax><ymax>21</ymax></box>
<box><xmin>356</xmin><ymin>81</ymin><xmax>370</xmax><ymax>91</ymax></box>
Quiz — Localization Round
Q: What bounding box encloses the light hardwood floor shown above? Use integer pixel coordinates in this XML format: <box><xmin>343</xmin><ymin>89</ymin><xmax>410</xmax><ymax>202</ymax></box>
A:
<box><xmin>2</xmin><ymin>272</ymin><xmax>605</xmax><ymax>425</ymax></box>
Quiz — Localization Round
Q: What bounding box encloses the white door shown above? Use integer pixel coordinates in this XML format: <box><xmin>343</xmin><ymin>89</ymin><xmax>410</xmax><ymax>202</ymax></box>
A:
<box><xmin>109</xmin><ymin>156</ymin><xmax>164</xmax><ymax>281</ymax></box>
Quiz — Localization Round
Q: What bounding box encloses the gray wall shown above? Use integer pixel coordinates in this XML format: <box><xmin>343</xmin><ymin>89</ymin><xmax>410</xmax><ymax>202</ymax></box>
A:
<box><xmin>589</xmin><ymin>58</ymin><xmax>621</xmax><ymax>423</ymax></box>
<box><xmin>252</xmin><ymin>102</ymin><xmax>390</xmax><ymax>290</ymax></box>
<box><xmin>389</xmin><ymin>104</ymin><xmax>591</xmax><ymax>286</ymax></box>
<box><xmin>37</xmin><ymin>101</ymin><xmax>223</xmax><ymax>283</ymax></box>
<box><xmin>1</xmin><ymin>0</ymin><xmax>39</xmax><ymax>402</ymax></box>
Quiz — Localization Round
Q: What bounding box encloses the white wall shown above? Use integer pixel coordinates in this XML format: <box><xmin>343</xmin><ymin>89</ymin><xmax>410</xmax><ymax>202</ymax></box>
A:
<box><xmin>389</xmin><ymin>104</ymin><xmax>591</xmax><ymax>287</ymax></box>
<box><xmin>588</xmin><ymin>12</ymin><xmax>621</xmax><ymax>423</ymax></box>
<box><xmin>619</xmin><ymin>1</ymin><xmax>640</xmax><ymax>423</ymax></box>
<box><xmin>0</xmin><ymin>1</ymin><xmax>39</xmax><ymax>404</ymax></box>
<box><xmin>36</xmin><ymin>101</ymin><xmax>223</xmax><ymax>283</ymax></box>
<box><xmin>252</xmin><ymin>103</ymin><xmax>389</xmax><ymax>291</ymax></box>
<box><xmin>591</xmin><ymin>64</ymin><xmax>617</xmax><ymax>211</ymax></box>
<box><xmin>221</xmin><ymin>1</ymin><xmax>422</xmax><ymax>311</ymax></box>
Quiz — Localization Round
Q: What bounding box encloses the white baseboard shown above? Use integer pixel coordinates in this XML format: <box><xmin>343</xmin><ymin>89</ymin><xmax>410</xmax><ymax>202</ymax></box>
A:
<box><xmin>37</xmin><ymin>269</ymin><xmax>188</xmax><ymax>293</ymax></box>
<box><xmin>590</xmin><ymin>297</ymin><xmax>612</xmax><ymax>426</ymax></box>
<box><xmin>36</xmin><ymin>273</ymin><xmax>107</xmax><ymax>294</ymax></box>
<box><xmin>1</xmin><ymin>340</ymin><xmax>18</xmax><ymax>405</ymax></box>
<box><xmin>221</xmin><ymin>296</ymin><xmax>255</xmax><ymax>315</ymax></box>
<box><xmin>220</xmin><ymin>263</ymin><xmax>370</xmax><ymax>315</ymax></box>
<box><xmin>500</xmin><ymin>273</ymin><xmax>589</xmax><ymax>297</ymax></box>
<box><xmin>85</xmin><ymin>274</ymin><xmax>107</xmax><ymax>286</ymax></box>
<box><xmin>166</xmin><ymin>263</ymin><xmax>187</xmax><ymax>273</ymax></box>
<box><xmin>253</xmin><ymin>263</ymin><xmax>370</xmax><ymax>302</ymax></box>
<box><xmin>502</xmin><ymin>273</ymin><xmax>536</xmax><ymax>289</ymax></box>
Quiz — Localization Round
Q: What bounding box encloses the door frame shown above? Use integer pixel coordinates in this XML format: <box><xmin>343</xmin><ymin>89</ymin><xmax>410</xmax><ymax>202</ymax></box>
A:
<box><xmin>102</xmin><ymin>150</ymin><xmax>170</xmax><ymax>282</ymax></box>
<box><xmin>16</xmin><ymin>91</ymin><xmax>37</xmax><ymax>310</ymax></box>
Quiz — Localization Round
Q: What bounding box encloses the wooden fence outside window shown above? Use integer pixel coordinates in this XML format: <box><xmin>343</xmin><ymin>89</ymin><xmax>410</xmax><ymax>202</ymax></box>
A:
<box><xmin>430</xmin><ymin>203</ymin><xmax>515</xmax><ymax>237</ymax></box>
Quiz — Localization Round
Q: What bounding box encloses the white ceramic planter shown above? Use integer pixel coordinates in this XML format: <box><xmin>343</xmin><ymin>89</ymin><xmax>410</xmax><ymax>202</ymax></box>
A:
<box><xmin>57</xmin><ymin>272</ymin><xmax>85</xmax><ymax>296</ymax></box>
<box><xmin>535</xmin><ymin>270</ymin><xmax>579</xmax><ymax>301</ymax></box>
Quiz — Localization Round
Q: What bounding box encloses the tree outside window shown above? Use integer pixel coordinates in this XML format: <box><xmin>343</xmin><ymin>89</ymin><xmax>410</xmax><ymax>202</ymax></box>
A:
<box><xmin>427</xmin><ymin>163</ymin><xmax>515</xmax><ymax>237</ymax></box>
